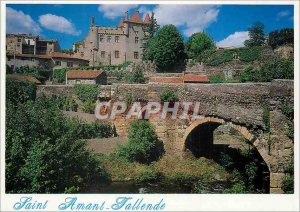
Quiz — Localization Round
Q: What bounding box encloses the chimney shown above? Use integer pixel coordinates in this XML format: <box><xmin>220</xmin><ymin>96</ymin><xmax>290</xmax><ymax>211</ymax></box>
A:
<box><xmin>91</xmin><ymin>16</ymin><xmax>95</xmax><ymax>26</ymax></box>
<box><xmin>125</xmin><ymin>11</ymin><xmax>129</xmax><ymax>21</ymax></box>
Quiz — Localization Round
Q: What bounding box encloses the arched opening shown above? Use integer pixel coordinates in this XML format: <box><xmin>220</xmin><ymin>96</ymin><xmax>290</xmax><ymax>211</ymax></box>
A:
<box><xmin>183</xmin><ymin>118</ymin><xmax>270</xmax><ymax>193</ymax></box>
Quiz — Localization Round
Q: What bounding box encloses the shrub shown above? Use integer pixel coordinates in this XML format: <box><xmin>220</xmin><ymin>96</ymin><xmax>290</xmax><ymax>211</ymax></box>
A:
<box><xmin>117</xmin><ymin>120</ymin><xmax>164</xmax><ymax>164</ymax></box>
<box><xmin>209</xmin><ymin>75</ymin><xmax>226</xmax><ymax>83</ymax></box>
<box><xmin>223</xmin><ymin>182</ymin><xmax>247</xmax><ymax>194</ymax></box>
<box><xmin>282</xmin><ymin>175</ymin><xmax>294</xmax><ymax>194</ymax></box>
<box><xmin>82</xmin><ymin>101</ymin><xmax>95</xmax><ymax>114</ymax></box>
<box><xmin>205</xmin><ymin>49</ymin><xmax>234</xmax><ymax>66</ymax></box>
<box><xmin>160</xmin><ymin>89</ymin><xmax>178</xmax><ymax>102</ymax></box>
<box><xmin>238</xmin><ymin>46</ymin><xmax>263</xmax><ymax>62</ymax></box>
<box><xmin>125</xmin><ymin>64</ymin><xmax>145</xmax><ymax>84</ymax></box>
<box><xmin>6</xmin><ymin>79</ymin><xmax>36</xmax><ymax>104</ymax></box>
<box><xmin>53</xmin><ymin>68</ymin><xmax>68</xmax><ymax>83</ymax></box>
<box><xmin>74</xmin><ymin>84</ymin><xmax>99</xmax><ymax>102</ymax></box>
<box><xmin>135</xmin><ymin>167</ymin><xmax>163</xmax><ymax>183</ymax></box>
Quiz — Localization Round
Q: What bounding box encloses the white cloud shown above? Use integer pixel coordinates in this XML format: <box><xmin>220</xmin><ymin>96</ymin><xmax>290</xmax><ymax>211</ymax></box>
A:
<box><xmin>150</xmin><ymin>5</ymin><xmax>219</xmax><ymax>36</ymax></box>
<box><xmin>277</xmin><ymin>10</ymin><xmax>290</xmax><ymax>19</ymax></box>
<box><xmin>98</xmin><ymin>5</ymin><xmax>138</xmax><ymax>19</ymax></box>
<box><xmin>216</xmin><ymin>31</ymin><xmax>249</xmax><ymax>48</ymax></box>
<box><xmin>6</xmin><ymin>7</ymin><xmax>41</xmax><ymax>34</ymax></box>
<box><xmin>39</xmin><ymin>14</ymin><xmax>81</xmax><ymax>36</ymax></box>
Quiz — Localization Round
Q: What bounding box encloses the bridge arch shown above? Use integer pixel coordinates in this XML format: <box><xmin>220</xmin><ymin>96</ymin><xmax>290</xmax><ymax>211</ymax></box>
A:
<box><xmin>181</xmin><ymin>116</ymin><xmax>270</xmax><ymax>169</ymax></box>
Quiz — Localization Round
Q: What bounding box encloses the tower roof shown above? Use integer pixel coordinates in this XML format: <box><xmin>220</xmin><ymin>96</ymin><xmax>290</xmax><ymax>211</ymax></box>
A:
<box><xmin>130</xmin><ymin>11</ymin><xmax>143</xmax><ymax>23</ymax></box>
<box><xmin>118</xmin><ymin>19</ymin><xmax>124</xmax><ymax>28</ymax></box>
<box><xmin>144</xmin><ymin>14</ymin><xmax>150</xmax><ymax>24</ymax></box>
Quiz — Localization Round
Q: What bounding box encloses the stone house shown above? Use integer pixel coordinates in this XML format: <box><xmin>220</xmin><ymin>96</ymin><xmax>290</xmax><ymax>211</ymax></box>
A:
<box><xmin>6</xmin><ymin>34</ymin><xmax>60</xmax><ymax>55</ymax></box>
<box><xmin>6</xmin><ymin>52</ymin><xmax>89</xmax><ymax>70</ymax></box>
<box><xmin>66</xmin><ymin>70</ymin><xmax>107</xmax><ymax>85</ymax></box>
<box><xmin>73</xmin><ymin>11</ymin><xmax>151</xmax><ymax>66</ymax></box>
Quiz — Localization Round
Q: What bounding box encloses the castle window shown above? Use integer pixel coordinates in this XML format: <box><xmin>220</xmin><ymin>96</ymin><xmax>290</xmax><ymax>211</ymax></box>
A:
<box><xmin>135</xmin><ymin>37</ymin><xmax>139</xmax><ymax>44</ymax></box>
<box><xmin>55</xmin><ymin>61</ymin><xmax>61</xmax><ymax>66</ymax></box>
<box><xmin>101</xmin><ymin>51</ymin><xmax>105</xmax><ymax>58</ymax></box>
<box><xmin>115</xmin><ymin>51</ymin><xmax>119</xmax><ymax>58</ymax></box>
<box><xmin>134</xmin><ymin>52</ymin><xmax>139</xmax><ymax>59</ymax></box>
<box><xmin>17</xmin><ymin>38</ymin><xmax>21</xmax><ymax>42</ymax></box>
<box><xmin>67</xmin><ymin>62</ymin><xmax>73</xmax><ymax>67</ymax></box>
<box><xmin>28</xmin><ymin>40</ymin><xmax>31</xmax><ymax>45</ymax></box>
<box><xmin>115</xmin><ymin>36</ymin><xmax>119</xmax><ymax>43</ymax></box>
<box><xmin>100</xmin><ymin>35</ymin><xmax>104</xmax><ymax>43</ymax></box>
<box><xmin>107</xmin><ymin>36</ymin><xmax>111</xmax><ymax>42</ymax></box>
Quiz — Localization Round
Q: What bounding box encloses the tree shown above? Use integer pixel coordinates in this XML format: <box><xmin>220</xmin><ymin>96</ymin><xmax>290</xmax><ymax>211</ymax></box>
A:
<box><xmin>142</xmin><ymin>12</ymin><xmax>160</xmax><ymax>57</ymax></box>
<box><xmin>117</xmin><ymin>120</ymin><xmax>164</xmax><ymax>164</ymax></box>
<box><xmin>6</xmin><ymin>92</ymin><xmax>110</xmax><ymax>193</ymax></box>
<box><xmin>268</xmin><ymin>28</ymin><xmax>294</xmax><ymax>49</ymax></box>
<box><xmin>185</xmin><ymin>32</ymin><xmax>216</xmax><ymax>61</ymax></box>
<box><xmin>244</xmin><ymin>22</ymin><xmax>265</xmax><ymax>47</ymax></box>
<box><xmin>143</xmin><ymin>24</ymin><xmax>186</xmax><ymax>72</ymax></box>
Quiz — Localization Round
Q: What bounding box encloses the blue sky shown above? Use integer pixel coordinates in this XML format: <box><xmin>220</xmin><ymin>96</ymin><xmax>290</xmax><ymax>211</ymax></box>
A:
<box><xmin>6</xmin><ymin>4</ymin><xmax>294</xmax><ymax>49</ymax></box>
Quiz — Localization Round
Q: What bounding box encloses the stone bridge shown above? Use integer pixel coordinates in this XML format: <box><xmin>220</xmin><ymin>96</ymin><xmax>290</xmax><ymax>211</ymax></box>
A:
<box><xmin>37</xmin><ymin>80</ymin><xmax>294</xmax><ymax>193</ymax></box>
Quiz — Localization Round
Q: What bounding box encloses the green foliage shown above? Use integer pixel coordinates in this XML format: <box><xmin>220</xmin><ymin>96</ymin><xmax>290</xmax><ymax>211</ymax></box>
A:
<box><xmin>125</xmin><ymin>64</ymin><xmax>145</xmax><ymax>84</ymax></box>
<box><xmin>134</xmin><ymin>167</ymin><xmax>163</xmax><ymax>183</ymax></box>
<box><xmin>143</xmin><ymin>24</ymin><xmax>186</xmax><ymax>72</ymax></box>
<box><xmin>82</xmin><ymin>101</ymin><xmax>95</xmax><ymax>114</ymax></box>
<box><xmin>244</xmin><ymin>22</ymin><xmax>265</xmax><ymax>47</ymax></box>
<box><xmin>281</xmin><ymin>102</ymin><xmax>294</xmax><ymax>139</ymax></box>
<box><xmin>238</xmin><ymin>46</ymin><xmax>263</xmax><ymax>62</ymax></box>
<box><xmin>51</xmin><ymin>96</ymin><xmax>78</xmax><ymax>111</ymax></box>
<box><xmin>117</xmin><ymin>120</ymin><xmax>164</xmax><ymax>164</ymax></box>
<box><xmin>209</xmin><ymin>75</ymin><xmax>226</xmax><ymax>83</ymax></box>
<box><xmin>239</xmin><ymin>57</ymin><xmax>294</xmax><ymax>82</ymax></box>
<box><xmin>142</xmin><ymin>12</ymin><xmax>160</xmax><ymax>52</ymax></box>
<box><xmin>74</xmin><ymin>84</ymin><xmax>99</xmax><ymax>102</ymax></box>
<box><xmin>185</xmin><ymin>32</ymin><xmax>216</xmax><ymax>61</ymax></box>
<box><xmin>223</xmin><ymin>182</ymin><xmax>248</xmax><ymax>194</ymax></box>
<box><xmin>159</xmin><ymin>89</ymin><xmax>178</xmax><ymax>102</ymax></box>
<box><xmin>8</xmin><ymin>66</ymin><xmax>51</xmax><ymax>83</ymax></box>
<box><xmin>6</xmin><ymin>96</ymin><xmax>110</xmax><ymax>193</ymax></box>
<box><xmin>53</xmin><ymin>68</ymin><xmax>68</xmax><ymax>83</ymax></box>
<box><xmin>282</xmin><ymin>175</ymin><xmax>294</xmax><ymax>194</ymax></box>
<box><xmin>205</xmin><ymin>49</ymin><xmax>234</xmax><ymax>66</ymax></box>
<box><xmin>268</xmin><ymin>28</ymin><xmax>294</xmax><ymax>49</ymax></box>
<box><xmin>6</xmin><ymin>79</ymin><xmax>36</xmax><ymax>104</ymax></box>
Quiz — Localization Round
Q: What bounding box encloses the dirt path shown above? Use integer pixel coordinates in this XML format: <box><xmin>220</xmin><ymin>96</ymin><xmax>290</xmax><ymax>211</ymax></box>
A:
<box><xmin>87</xmin><ymin>136</ymin><xmax>128</xmax><ymax>154</ymax></box>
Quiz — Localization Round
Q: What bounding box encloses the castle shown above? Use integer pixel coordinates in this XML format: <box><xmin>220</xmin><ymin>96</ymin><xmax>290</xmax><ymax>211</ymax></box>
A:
<box><xmin>73</xmin><ymin>10</ymin><xmax>151</xmax><ymax>66</ymax></box>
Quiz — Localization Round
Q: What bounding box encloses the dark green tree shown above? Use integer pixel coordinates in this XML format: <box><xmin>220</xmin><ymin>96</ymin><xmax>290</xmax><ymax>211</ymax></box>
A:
<box><xmin>268</xmin><ymin>28</ymin><xmax>294</xmax><ymax>49</ymax></box>
<box><xmin>185</xmin><ymin>32</ymin><xmax>216</xmax><ymax>61</ymax></box>
<box><xmin>143</xmin><ymin>24</ymin><xmax>186</xmax><ymax>72</ymax></box>
<box><xmin>268</xmin><ymin>30</ymin><xmax>280</xmax><ymax>49</ymax></box>
<box><xmin>244</xmin><ymin>22</ymin><xmax>265</xmax><ymax>47</ymax></box>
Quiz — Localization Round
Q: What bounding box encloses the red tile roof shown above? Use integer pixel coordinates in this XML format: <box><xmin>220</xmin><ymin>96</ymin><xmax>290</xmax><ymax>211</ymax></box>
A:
<box><xmin>144</xmin><ymin>14</ymin><xmax>150</xmax><ymax>24</ymax></box>
<box><xmin>183</xmin><ymin>74</ymin><xmax>209</xmax><ymax>83</ymax></box>
<box><xmin>67</xmin><ymin>70</ymin><xmax>104</xmax><ymax>79</ymax></box>
<box><xmin>149</xmin><ymin>77</ymin><xmax>183</xmax><ymax>84</ymax></box>
<box><xmin>51</xmin><ymin>52</ymin><xmax>89</xmax><ymax>61</ymax></box>
<box><xmin>130</xmin><ymin>11</ymin><xmax>143</xmax><ymax>23</ymax></box>
<box><xmin>118</xmin><ymin>19</ymin><xmax>124</xmax><ymax>28</ymax></box>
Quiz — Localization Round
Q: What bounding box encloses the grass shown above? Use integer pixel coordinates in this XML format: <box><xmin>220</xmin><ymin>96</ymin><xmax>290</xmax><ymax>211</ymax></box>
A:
<box><xmin>96</xmin><ymin>154</ymin><xmax>230</xmax><ymax>183</ymax></box>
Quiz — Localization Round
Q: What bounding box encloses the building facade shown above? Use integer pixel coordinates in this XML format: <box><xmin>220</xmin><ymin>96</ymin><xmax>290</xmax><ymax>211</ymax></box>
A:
<box><xmin>66</xmin><ymin>70</ymin><xmax>107</xmax><ymax>85</ymax></box>
<box><xmin>6</xmin><ymin>34</ymin><xmax>60</xmax><ymax>55</ymax></box>
<box><xmin>73</xmin><ymin>11</ymin><xmax>151</xmax><ymax>66</ymax></box>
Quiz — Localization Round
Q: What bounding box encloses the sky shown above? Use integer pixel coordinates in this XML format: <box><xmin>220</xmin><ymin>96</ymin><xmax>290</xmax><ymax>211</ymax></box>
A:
<box><xmin>6</xmin><ymin>4</ymin><xmax>294</xmax><ymax>49</ymax></box>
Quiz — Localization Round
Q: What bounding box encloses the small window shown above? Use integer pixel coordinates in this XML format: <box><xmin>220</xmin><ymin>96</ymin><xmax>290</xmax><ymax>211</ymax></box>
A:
<box><xmin>107</xmin><ymin>36</ymin><xmax>111</xmax><ymax>42</ymax></box>
<box><xmin>17</xmin><ymin>38</ymin><xmax>21</xmax><ymax>42</ymax></box>
<box><xmin>55</xmin><ymin>61</ymin><xmax>61</xmax><ymax>66</ymax></box>
<box><xmin>115</xmin><ymin>36</ymin><xmax>119</xmax><ymax>43</ymax></box>
<box><xmin>101</xmin><ymin>51</ymin><xmax>105</xmax><ymax>58</ymax></box>
<box><xmin>135</xmin><ymin>37</ymin><xmax>139</xmax><ymax>44</ymax></box>
<box><xmin>100</xmin><ymin>35</ymin><xmax>104</xmax><ymax>42</ymax></box>
<box><xmin>67</xmin><ymin>62</ymin><xmax>73</xmax><ymax>67</ymax></box>
<box><xmin>115</xmin><ymin>51</ymin><xmax>119</xmax><ymax>58</ymax></box>
<box><xmin>134</xmin><ymin>52</ymin><xmax>139</xmax><ymax>59</ymax></box>
<box><xmin>28</xmin><ymin>40</ymin><xmax>30</xmax><ymax>45</ymax></box>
